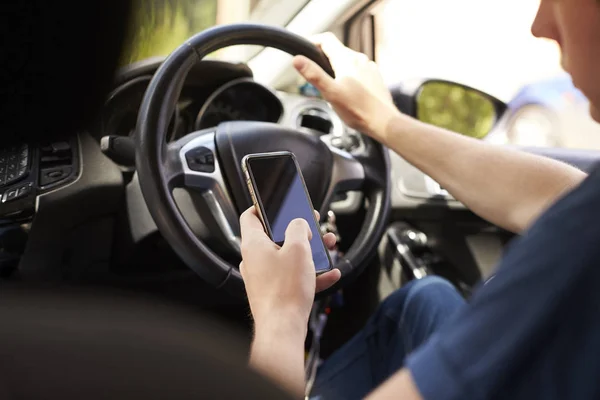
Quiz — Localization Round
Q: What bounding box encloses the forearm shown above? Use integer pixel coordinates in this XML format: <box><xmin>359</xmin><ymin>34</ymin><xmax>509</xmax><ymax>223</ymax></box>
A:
<box><xmin>378</xmin><ymin>112</ymin><xmax>587</xmax><ymax>233</ymax></box>
<box><xmin>249</xmin><ymin>317</ymin><xmax>307</xmax><ymax>398</ymax></box>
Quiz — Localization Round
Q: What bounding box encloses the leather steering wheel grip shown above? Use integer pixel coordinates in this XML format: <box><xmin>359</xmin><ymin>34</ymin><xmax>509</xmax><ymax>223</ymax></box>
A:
<box><xmin>136</xmin><ymin>24</ymin><xmax>391</xmax><ymax>297</ymax></box>
<box><xmin>186</xmin><ymin>24</ymin><xmax>336</xmax><ymax>78</ymax></box>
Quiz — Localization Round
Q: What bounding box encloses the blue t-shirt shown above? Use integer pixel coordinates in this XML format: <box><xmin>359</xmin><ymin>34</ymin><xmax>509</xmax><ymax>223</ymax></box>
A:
<box><xmin>406</xmin><ymin>167</ymin><xmax>600</xmax><ymax>399</ymax></box>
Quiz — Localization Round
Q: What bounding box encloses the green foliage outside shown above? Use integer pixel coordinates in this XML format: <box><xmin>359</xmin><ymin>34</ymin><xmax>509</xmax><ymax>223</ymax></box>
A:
<box><xmin>121</xmin><ymin>0</ymin><xmax>218</xmax><ymax>65</ymax></box>
<box><xmin>417</xmin><ymin>81</ymin><xmax>497</xmax><ymax>139</ymax></box>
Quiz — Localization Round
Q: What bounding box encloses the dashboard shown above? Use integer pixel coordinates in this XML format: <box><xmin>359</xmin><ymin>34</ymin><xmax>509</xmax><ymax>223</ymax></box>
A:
<box><xmin>98</xmin><ymin>76</ymin><xmax>284</xmax><ymax>143</ymax></box>
<box><xmin>0</xmin><ymin>58</ymin><xmax>466</xmax><ymax>231</ymax></box>
<box><xmin>94</xmin><ymin>60</ymin><xmax>357</xmax><ymax>149</ymax></box>
<box><xmin>194</xmin><ymin>78</ymin><xmax>283</xmax><ymax>130</ymax></box>
<box><xmin>0</xmin><ymin>57</ymin><xmax>477</xmax><ymax>233</ymax></box>
<box><xmin>92</xmin><ymin>58</ymin><xmax>462</xmax><ymax>215</ymax></box>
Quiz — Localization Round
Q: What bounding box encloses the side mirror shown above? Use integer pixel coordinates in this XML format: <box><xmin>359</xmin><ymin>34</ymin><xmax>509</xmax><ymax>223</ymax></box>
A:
<box><xmin>415</xmin><ymin>80</ymin><xmax>507</xmax><ymax>139</ymax></box>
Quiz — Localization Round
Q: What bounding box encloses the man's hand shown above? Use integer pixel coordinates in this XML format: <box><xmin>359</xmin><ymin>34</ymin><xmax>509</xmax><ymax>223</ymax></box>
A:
<box><xmin>239</xmin><ymin>206</ymin><xmax>341</xmax><ymax>330</ymax></box>
<box><xmin>293</xmin><ymin>34</ymin><xmax>587</xmax><ymax>235</ymax></box>
<box><xmin>293</xmin><ymin>32</ymin><xmax>400</xmax><ymax>139</ymax></box>
<box><xmin>240</xmin><ymin>207</ymin><xmax>341</xmax><ymax>396</ymax></box>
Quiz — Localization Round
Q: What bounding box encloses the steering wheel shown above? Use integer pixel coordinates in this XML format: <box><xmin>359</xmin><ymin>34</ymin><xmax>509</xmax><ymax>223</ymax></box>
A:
<box><xmin>136</xmin><ymin>24</ymin><xmax>391</xmax><ymax>297</ymax></box>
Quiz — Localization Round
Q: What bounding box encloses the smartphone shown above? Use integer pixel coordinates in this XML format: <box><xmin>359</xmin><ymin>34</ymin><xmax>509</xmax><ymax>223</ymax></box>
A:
<box><xmin>242</xmin><ymin>151</ymin><xmax>333</xmax><ymax>274</ymax></box>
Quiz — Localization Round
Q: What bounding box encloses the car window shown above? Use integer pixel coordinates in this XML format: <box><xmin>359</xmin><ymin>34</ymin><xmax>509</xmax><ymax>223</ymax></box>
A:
<box><xmin>121</xmin><ymin>0</ymin><xmax>310</xmax><ymax>65</ymax></box>
<box><xmin>373</xmin><ymin>0</ymin><xmax>600</xmax><ymax>150</ymax></box>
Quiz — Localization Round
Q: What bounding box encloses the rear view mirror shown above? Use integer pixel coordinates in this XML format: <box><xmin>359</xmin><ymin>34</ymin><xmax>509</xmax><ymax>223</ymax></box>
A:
<box><xmin>415</xmin><ymin>80</ymin><xmax>506</xmax><ymax>139</ymax></box>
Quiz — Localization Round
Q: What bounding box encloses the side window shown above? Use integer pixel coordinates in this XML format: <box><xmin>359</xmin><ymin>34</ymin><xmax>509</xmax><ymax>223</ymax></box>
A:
<box><xmin>373</xmin><ymin>0</ymin><xmax>600</xmax><ymax>150</ymax></box>
<box><xmin>121</xmin><ymin>0</ymin><xmax>298</xmax><ymax>65</ymax></box>
<box><xmin>122</xmin><ymin>0</ymin><xmax>219</xmax><ymax>65</ymax></box>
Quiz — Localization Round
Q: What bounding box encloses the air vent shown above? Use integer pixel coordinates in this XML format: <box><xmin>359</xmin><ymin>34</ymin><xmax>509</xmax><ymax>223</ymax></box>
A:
<box><xmin>38</xmin><ymin>141</ymin><xmax>74</xmax><ymax>187</ymax></box>
<box><xmin>297</xmin><ymin>107</ymin><xmax>333</xmax><ymax>135</ymax></box>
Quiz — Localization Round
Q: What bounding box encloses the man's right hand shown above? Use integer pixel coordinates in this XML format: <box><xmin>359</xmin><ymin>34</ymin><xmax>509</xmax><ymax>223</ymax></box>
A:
<box><xmin>293</xmin><ymin>32</ymin><xmax>400</xmax><ymax>140</ymax></box>
<box><xmin>239</xmin><ymin>207</ymin><xmax>340</xmax><ymax>331</ymax></box>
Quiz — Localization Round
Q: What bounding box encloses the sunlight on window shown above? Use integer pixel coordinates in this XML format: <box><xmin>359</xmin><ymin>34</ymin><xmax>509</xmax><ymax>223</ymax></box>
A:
<box><xmin>121</xmin><ymin>0</ymin><xmax>309</xmax><ymax>65</ymax></box>
<box><xmin>374</xmin><ymin>0</ymin><xmax>600</xmax><ymax>150</ymax></box>
<box><xmin>374</xmin><ymin>0</ymin><xmax>561</xmax><ymax>100</ymax></box>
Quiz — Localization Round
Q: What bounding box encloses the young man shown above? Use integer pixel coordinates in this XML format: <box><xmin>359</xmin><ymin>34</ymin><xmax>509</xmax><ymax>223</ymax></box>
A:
<box><xmin>240</xmin><ymin>0</ymin><xmax>600</xmax><ymax>399</ymax></box>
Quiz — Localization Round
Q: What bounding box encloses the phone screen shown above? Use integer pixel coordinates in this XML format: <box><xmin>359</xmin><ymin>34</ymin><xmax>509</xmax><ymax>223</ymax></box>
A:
<box><xmin>247</xmin><ymin>154</ymin><xmax>332</xmax><ymax>273</ymax></box>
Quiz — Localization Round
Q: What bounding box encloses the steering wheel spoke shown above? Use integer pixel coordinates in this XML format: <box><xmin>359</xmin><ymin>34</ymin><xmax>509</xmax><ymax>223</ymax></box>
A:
<box><xmin>167</xmin><ymin>130</ymin><xmax>241</xmax><ymax>252</ymax></box>
<box><xmin>320</xmin><ymin>136</ymin><xmax>366</xmax><ymax>212</ymax></box>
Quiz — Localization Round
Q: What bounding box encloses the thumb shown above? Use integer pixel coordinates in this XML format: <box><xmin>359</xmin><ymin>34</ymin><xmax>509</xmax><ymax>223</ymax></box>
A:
<box><xmin>293</xmin><ymin>55</ymin><xmax>336</xmax><ymax>95</ymax></box>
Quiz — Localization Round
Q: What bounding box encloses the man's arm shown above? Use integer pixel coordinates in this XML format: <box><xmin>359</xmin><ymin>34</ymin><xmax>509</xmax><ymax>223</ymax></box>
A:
<box><xmin>238</xmin><ymin>209</ymin><xmax>341</xmax><ymax>398</ymax></box>
<box><xmin>379</xmin><ymin>113</ymin><xmax>587</xmax><ymax>233</ymax></box>
<box><xmin>292</xmin><ymin>33</ymin><xmax>587</xmax><ymax>234</ymax></box>
<box><xmin>249</xmin><ymin>324</ymin><xmax>426</xmax><ymax>400</ymax></box>
<box><xmin>249</xmin><ymin>317</ymin><xmax>307</xmax><ymax>397</ymax></box>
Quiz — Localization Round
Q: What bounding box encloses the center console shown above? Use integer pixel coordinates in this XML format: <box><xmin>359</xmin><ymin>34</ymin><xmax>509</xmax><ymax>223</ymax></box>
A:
<box><xmin>0</xmin><ymin>138</ymin><xmax>79</xmax><ymax>223</ymax></box>
<box><xmin>0</xmin><ymin>138</ymin><xmax>79</xmax><ymax>277</ymax></box>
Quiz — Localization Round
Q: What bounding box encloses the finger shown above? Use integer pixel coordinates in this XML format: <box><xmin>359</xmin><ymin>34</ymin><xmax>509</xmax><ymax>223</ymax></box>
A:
<box><xmin>239</xmin><ymin>206</ymin><xmax>265</xmax><ymax>239</ymax></box>
<box><xmin>314</xmin><ymin>210</ymin><xmax>320</xmax><ymax>221</ymax></box>
<box><xmin>293</xmin><ymin>55</ymin><xmax>337</xmax><ymax>95</ymax></box>
<box><xmin>310</xmin><ymin>32</ymin><xmax>346</xmax><ymax>54</ymax></box>
<box><xmin>239</xmin><ymin>207</ymin><xmax>274</xmax><ymax>256</ymax></box>
<box><xmin>316</xmin><ymin>269</ymin><xmax>341</xmax><ymax>292</ymax></box>
<box><xmin>323</xmin><ymin>232</ymin><xmax>337</xmax><ymax>250</ymax></box>
<box><xmin>312</xmin><ymin>32</ymin><xmax>352</xmax><ymax>67</ymax></box>
<box><xmin>282</xmin><ymin>218</ymin><xmax>312</xmax><ymax>253</ymax></box>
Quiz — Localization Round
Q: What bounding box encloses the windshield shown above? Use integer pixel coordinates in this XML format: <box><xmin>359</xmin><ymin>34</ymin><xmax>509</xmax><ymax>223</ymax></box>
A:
<box><xmin>121</xmin><ymin>0</ymin><xmax>310</xmax><ymax>65</ymax></box>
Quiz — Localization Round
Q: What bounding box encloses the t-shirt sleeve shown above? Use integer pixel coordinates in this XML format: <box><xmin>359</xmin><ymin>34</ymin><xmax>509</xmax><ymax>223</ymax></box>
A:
<box><xmin>405</xmin><ymin>175</ymin><xmax>600</xmax><ymax>400</ymax></box>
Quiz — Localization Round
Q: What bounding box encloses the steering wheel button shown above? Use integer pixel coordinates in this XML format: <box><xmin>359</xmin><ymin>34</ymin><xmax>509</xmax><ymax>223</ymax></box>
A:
<box><xmin>186</xmin><ymin>147</ymin><xmax>215</xmax><ymax>173</ymax></box>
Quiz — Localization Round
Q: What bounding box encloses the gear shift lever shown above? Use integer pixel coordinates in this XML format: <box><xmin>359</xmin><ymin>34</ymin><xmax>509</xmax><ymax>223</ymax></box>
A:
<box><xmin>384</xmin><ymin>222</ymin><xmax>432</xmax><ymax>280</ymax></box>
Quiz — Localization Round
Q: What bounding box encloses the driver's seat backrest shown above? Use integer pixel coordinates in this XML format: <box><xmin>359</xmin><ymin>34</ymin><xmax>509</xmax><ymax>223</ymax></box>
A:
<box><xmin>0</xmin><ymin>286</ymin><xmax>294</xmax><ymax>399</ymax></box>
<box><xmin>0</xmin><ymin>2</ymin><xmax>292</xmax><ymax>398</ymax></box>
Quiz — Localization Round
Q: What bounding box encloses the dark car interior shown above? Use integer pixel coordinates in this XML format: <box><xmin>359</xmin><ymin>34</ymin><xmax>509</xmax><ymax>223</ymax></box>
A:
<box><xmin>2</xmin><ymin>1</ymin><xmax>600</xmax><ymax>397</ymax></box>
